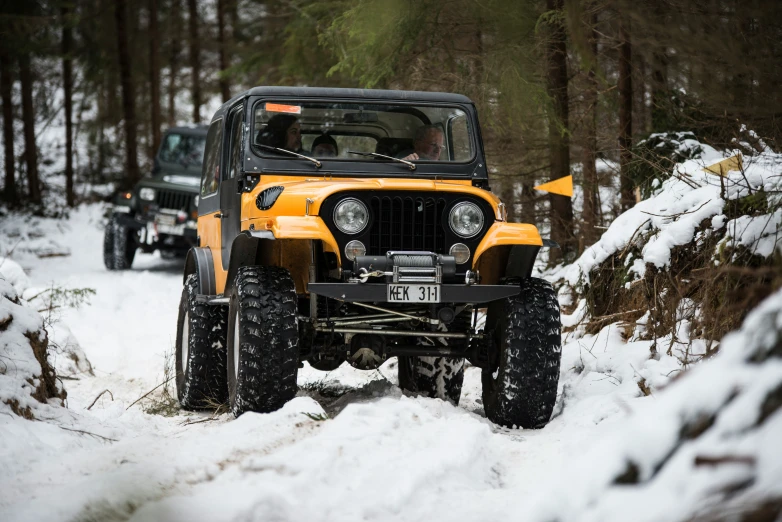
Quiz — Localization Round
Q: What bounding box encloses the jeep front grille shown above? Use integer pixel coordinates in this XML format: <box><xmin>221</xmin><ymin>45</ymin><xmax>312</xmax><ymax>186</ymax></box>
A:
<box><xmin>368</xmin><ymin>195</ymin><xmax>447</xmax><ymax>255</ymax></box>
<box><xmin>156</xmin><ymin>189</ymin><xmax>193</xmax><ymax>211</ymax></box>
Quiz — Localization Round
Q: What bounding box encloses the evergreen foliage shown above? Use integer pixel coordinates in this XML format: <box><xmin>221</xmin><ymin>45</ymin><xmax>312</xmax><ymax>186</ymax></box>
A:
<box><xmin>0</xmin><ymin>0</ymin><xmax>780</xmax><ymax>256</ymax></box>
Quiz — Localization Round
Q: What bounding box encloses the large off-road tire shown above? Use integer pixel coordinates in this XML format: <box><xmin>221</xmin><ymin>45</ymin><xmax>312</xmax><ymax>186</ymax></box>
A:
<box><xmin>175</xmin><ymin>273</ymin><xmax>228</xmax><ymax>409</ymax></box>
<box><xmin>227</xmin><ymin>266</ymin><xmax>299</xmax><ymax>417</ymax></box>
<box><xmin>103</xmin><ymin>214</ymin><xmax>136</xmax><ymax>270</ymax></box>
<box><xmin>398</xmin><ymin>355</ymin><xmax>464</xmax><ymax>405</ymax></box>
<box><xmin>482</xmin><ymin>277</ymin><xmax>561</xmax><ymax>429</ymax></box>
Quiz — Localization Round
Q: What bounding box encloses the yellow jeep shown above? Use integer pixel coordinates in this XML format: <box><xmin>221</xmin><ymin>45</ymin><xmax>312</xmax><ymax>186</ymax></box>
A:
<box><xmin>175</xmin><ymin>87</ymin><xmax>561</xmax><ymax>429</ymax></box>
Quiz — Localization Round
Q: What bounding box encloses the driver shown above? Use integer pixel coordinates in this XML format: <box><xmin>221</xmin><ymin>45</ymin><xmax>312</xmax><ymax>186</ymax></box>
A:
<box><xmin>400</xmin><ymin>125</ymin><xmax>445</xmax><ymax>161</ymax></box>
<box><xmin>258</xmin><ymin>114</ymin><xmax>302</xmax><ymax>152</ymax></box>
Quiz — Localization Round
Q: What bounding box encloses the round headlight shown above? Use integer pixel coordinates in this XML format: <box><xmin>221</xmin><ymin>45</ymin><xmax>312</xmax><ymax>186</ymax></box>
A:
<box><xmin>139</xmin><ymin>187</ymin><xmax>156</xmax><ymax>201</ymax></box>
<box><xmin>344</xmin><ymin>240</ymin><xmax>366</xmax><ymax>261</ymax></box>
<box><xmin>333</xmin><ymin>198</ymin><xmax>369</xmax><ymax>234</ymax></box>
<box><xmin>449</xmin><ymin>243</ymin><xmax>471</xmax><ymax>264</ymax></box>
<box><xmin>449</xmin><ymin>202</ymin><xmax>484</xmax><ymax>238</ymax></box>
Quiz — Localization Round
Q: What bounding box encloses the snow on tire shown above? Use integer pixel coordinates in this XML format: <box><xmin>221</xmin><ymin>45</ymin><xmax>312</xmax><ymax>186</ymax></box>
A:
<box><xmin>175</xmin><ymin>273</ymin><xmax>228</xmax><ymax>409</ymax></box>
<box><xmin>398</xmin><ymin>355</ymin><xmax>464</xmax><ymax>405</ymax></box>
<box><xmin>103</xmin><ymin>215</ymin><xmax>136</xmax><ymax>270</ymax></box>
<box><xmin>227</xmin><ymin>266</ymin><xmax>299</xmax><ymax>417</ymax></box>
<box><xmin>482</xmin><ymin>277</ymin><xmax>561</xmax><ymax>429</ymax></box>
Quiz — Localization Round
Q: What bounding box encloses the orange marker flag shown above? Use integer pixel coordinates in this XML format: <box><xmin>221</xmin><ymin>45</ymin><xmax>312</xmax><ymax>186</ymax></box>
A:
<box><xmin>703</xmin><ymin>154</ymin><xmax>742</xmax><ymax>177</ymax></box>
<box><xmin>534</xmin><ymin>175</ymin><xmax>573</xmax><ymax>197</ymax></box>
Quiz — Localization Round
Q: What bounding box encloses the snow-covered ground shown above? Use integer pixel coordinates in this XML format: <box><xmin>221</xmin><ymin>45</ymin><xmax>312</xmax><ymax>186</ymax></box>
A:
<box><xmin>1</xmin><ymin>196</ymin><xmax>780</xmax><ymax>521</ymax></box>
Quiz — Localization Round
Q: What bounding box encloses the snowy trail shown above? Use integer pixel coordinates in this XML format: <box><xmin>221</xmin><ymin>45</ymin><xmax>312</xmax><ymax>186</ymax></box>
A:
<box><xmin>0</xmin><ymin>205</ymin><xmax>695</xmax><ymax>521</ymax></box>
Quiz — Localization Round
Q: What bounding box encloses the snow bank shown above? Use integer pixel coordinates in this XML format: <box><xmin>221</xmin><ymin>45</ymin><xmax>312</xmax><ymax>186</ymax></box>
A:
<box><xmin>552</xmin><ymin>143</ymin><xmax>781</xmax><ymax>287</ymax></box>
<box><xmin>0</xmin><ymin>216</ymin><xmax>71</xmax><ymax>261</ymax></box>
<box><xmin>0</xmin><ymin>266</ymin><xmax>66</xmax><ymax>419</ymax></box>
<box><xmin>0</xmin><ymin>257</ymin><xmax>31</xmax><ymax>295</ymax></box>
<box><xmin>534</xmin><ymin>288</ymin><xmax>782</xmax><ymax>521</ymax></box>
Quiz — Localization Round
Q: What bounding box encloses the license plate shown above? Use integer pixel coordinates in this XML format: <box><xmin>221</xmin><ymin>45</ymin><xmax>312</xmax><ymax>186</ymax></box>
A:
<box><xmin>387</xmin><ymin>284</ymin><xmax>440</xmax><ymax>303</ymax></box>
<box><xmin>155</xmin><ymin>214</ymin><xmax>176</xmax><ymax>226</ymax></box>
<box><xmin>155</xmin><ymin>214</ymin><xmax>184</xmax><ymax>235</ymax></box>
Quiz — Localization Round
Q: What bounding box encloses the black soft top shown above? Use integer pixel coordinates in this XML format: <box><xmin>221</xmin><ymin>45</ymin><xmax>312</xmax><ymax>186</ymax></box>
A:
<box><xmin>211</xmin><ymin>87</ymin><xmax>474</xmax><ymax>121</ymax></box>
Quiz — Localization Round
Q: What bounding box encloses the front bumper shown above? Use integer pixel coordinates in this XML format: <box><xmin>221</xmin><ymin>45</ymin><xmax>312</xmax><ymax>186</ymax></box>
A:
<box><xmin>111</xmin><ymin>210</ymin><xmax>197</xmax><ymax>251</ymax></box>
<box><xmin>307</xmin><ymin>282</ymin><xmax>519</xmax><ymax>304</ymax></box>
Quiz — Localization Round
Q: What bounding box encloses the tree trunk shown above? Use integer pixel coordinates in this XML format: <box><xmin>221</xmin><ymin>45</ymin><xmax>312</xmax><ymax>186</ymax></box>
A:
<box><xmin>229</xmin><ymin>0</ymin><xmax>239</xmax><ymax>42</ymax></box>
<box><xmin>545</xmin><ymin>0</ymin><xmax>574</xmax><ymax>262</ymax></box>
<box><xmin>187</xmin><ymin>0</ymin><xmax>201</xmax><ymax>123</ymax></box>
<box><xmin>149</xmin><ymin>0</ymin><xmax>161</xmax><ymax>157</ymax></box>
<box><xmin>581</xmin><ymin>10</ymin><xmax>600</xmax><ymax>247</ymax></box>
<box><xmin>0</xmin><ymin>52</ymin><xmax>15</xmax><ymax>204</ymax></box>
<box><xmin>115</xmin><ymin>0</ymin><xmax>140</xmax><ymax>188</ymax></box>
<box><xmin>168</xmin><ymin>0</ymin><xmax>181</xmax><ymax>127</ymax></box>
<box><xmin>217</xmin><ymin>0</ymin><xmax>230</xmax><ymax>103</ymax></box>
<box><xmin>650</xmin><ymin>2</ymin><xmax>668</xmax><ymax>133</ymax></box>
<box><xmin>62</xmin><ymin>4</ymin><xmax>75</xmax><ymax>207</ymax></box>
<box><xmin>618</xmin><ymin>17</ymin><xmax>634</xmax><ymax>212</ymax></box>
<box><xmin>18</xmin><ymin>53</ymin><xmax>40</xmax><ymax>205</ymax></box>
<box><xmin>650</xmin><ymin>50</ymin><xmax>668</xmax><ymax>132</ymax></box>
<box><xmin>635</xmin><ymin>54</ymin><xmax>647</xmax><ymax>138</ymax></box>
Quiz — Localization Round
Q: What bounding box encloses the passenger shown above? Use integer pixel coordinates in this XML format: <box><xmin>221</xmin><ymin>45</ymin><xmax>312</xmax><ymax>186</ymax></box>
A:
<box><xmin>258</xmin><ymin>114</ymin><xmax>302</xmax><ymax>152</ymax></box>
<box><xmin>311</xmin><ymin>134</ymin><xmax>339</xmax><ymax>158</ymax></box>
<box><xmin>400</xmin><ymin>125</ymin><xmax>445</xmax><ymax>161</ymax></box>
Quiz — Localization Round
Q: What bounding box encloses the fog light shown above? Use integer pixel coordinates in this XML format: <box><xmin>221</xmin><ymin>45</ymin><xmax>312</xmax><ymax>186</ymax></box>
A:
<box><xmin>345</xmin><ymin>240</ymin><xmax>366</xmax><ymax>261</ymax></box>
<box><xmin>449</xmin><ymin>243</ymin><xmax>470</xmax><ymax>264</ymax></box>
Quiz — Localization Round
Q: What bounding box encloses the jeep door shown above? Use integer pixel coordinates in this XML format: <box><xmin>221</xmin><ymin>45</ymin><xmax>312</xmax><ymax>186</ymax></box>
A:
<box><xmin>197</xmin><ymin>117</ymin><xmax>224</xmax><ymax>273</ymax></box>
<box><xmin>219</xmin><ymin>104</ymin><xmax>245</xmax><ymax>268</ymax></box>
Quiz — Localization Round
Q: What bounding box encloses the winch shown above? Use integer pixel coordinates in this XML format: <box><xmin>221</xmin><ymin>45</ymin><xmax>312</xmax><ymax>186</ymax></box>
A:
<box><xmin>352</xmin><ymin>251</ymin><xmax>456</xmax><ymax>284</ymax></box>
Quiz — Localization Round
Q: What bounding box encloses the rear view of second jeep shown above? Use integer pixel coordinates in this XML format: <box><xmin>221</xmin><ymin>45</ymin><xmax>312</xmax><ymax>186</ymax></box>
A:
<box><xmin>175</xmin><ymin>87</ymin><xmax>562</xmax><ymax>429</ymax></box>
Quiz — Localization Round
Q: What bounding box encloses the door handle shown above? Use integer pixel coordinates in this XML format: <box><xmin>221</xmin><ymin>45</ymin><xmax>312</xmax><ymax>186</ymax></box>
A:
<box><xmin>214</xmin><ymin>212</ymin><xmax>227</xmax><ymax>219</ymax></box>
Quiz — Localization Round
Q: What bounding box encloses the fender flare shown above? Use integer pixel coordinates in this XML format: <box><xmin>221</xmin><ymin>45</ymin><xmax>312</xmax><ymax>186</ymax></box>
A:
<box><xmin>224</xmin><ymin>230</ymin><xmax>275</xmax><ymax>295</ymax></box>
<box><xmin>504</xmin><ymin>239</ymin><xmax>559</xmax><ymax>279</ymax></box>
<box><xmin>184</xmin><ymin>247</ymin><xmax>217</xmax><ymax>295</ymax></box>
<box><xmin>504</xmin><ymin>245</ymin><xmax>541</xmax><ymax>279</ymax></box>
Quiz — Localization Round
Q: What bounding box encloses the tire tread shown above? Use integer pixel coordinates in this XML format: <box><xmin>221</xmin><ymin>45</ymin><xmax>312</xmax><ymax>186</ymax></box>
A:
<box><xmin>229</xmin><ymin>266</ymin><xmax>299</xmax><ymax>416</ymax></box>
<box><xmin>482</xmin><ymin>277</ymin><xmax>561</xmax><ymax>429</ymax></box>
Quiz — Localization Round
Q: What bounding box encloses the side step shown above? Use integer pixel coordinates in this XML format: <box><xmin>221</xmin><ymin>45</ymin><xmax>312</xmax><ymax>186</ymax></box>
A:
<box><xmin>195</xmin><ymin>294</ymin><xmax>229</xmax><ymax>305</ymax></box>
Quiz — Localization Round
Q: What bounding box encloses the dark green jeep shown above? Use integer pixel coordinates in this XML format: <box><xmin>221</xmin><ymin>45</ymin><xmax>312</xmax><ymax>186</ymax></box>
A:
<box><xmin>104</xmin><ymin>126</ymin><xmax>207</xmax><ymax>270</ymax></box>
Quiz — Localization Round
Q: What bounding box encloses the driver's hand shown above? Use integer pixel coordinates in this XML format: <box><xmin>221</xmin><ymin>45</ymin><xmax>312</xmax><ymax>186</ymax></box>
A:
<box><xmin>401</xmin><ymin>153</ymin><xmax>419</xmax><ymax>161</ymax></box>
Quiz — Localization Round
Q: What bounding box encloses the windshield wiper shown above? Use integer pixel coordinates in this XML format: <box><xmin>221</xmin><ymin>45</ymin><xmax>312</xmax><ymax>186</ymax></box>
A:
<box><xmin>257</xmin><ymin>144</ymin><xmax>321</xmax><ymax>168</ymax></box>
<box><xmin>348</xmin><ymin>150</ymin><xmax>416</xmax><ymax>171</ymax></box>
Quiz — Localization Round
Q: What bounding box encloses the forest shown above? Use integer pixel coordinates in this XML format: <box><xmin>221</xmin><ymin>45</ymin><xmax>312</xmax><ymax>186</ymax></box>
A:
<box><xmin>1</xmin><ymin>0</ymin><xmax>780</xmax><ymax>262</ymax></box>
<box><xmin>2</xmin><ymin>2</ymin><xmax>782</xmax><ymax>520</ymax></box>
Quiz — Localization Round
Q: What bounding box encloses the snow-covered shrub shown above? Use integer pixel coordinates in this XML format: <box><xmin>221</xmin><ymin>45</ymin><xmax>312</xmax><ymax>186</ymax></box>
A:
<box><xmin>629</xmin><ymin>131</ymin><xmax>704</xmax><ymax>199</ymax></box>
<box><xmin>0</xmin><ymin>266</ymin><xmax>66</xmax><ymax>419</ymax></box>
<box><xmin>551</xmin><ymin>138</ymin><xmax>781</xmax><ymax>350</ymax></box>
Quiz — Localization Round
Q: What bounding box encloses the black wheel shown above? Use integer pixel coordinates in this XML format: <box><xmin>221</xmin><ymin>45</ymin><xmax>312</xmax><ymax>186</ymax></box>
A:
<box><xmin>103</xmin><ymin>214</ymin><xmax>136</xmax><ymax>270</ymax></box>
<box><xmin>175</xmin><ymin>273</ymin><xmax>228</xmax><ymax>409</ymax></box>
<box><xmin>482</xmin><ymin>277</ymin><xmax>561</xmax><ymax>429</ymax></box>
<box><xmin>398</xmin><ymin>355</ymin><xmax>464</xmax><ymax>405</ymax></box>
<box><xmin>227</xmin><ymin>266</ymin><xmax>299</xmax><ymax>417</ymax></box>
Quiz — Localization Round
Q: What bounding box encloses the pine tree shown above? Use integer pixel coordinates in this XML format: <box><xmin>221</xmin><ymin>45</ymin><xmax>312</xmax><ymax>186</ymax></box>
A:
<box><xmin>115</xmin><ymin>0</ymin><xmax>140</xmax><ymax>187</ymax></box>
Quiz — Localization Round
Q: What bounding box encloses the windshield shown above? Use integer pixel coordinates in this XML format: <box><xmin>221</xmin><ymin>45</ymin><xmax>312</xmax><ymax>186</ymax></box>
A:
<box><xmin>252</xmin><ymin>101</ymin><xmax>474</xmax><ymax>163</ymax></box>
<box><xmin>158</xmin><ymin>132</ymin><xmax>207</xmax><ymax>167</ymax></box>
